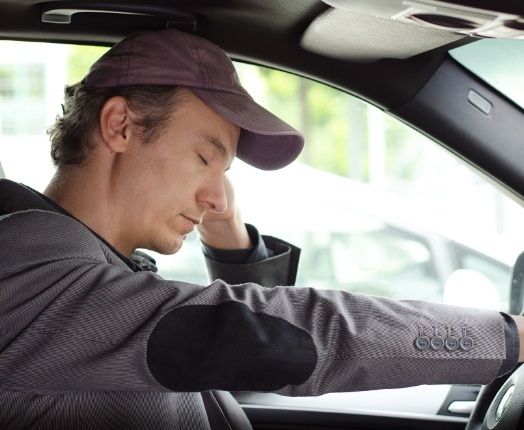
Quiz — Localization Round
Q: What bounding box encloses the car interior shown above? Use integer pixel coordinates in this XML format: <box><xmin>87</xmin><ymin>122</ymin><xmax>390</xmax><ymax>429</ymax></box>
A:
<box><xmin>2</xmin><ymin>0</ymin><xmax>524</xmax><ymax>429</ymax></box>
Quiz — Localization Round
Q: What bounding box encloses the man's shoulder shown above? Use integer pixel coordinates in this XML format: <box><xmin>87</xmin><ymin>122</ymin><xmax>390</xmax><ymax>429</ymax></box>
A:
<box><xmin>0</xmin><ymin>209</ymin><xmax>108</xmax><ymax>264</ymax></box>
<box><xmin>1</xmin><ymin>207</ymin><xmax>84</xmax><ymax>231</ymax></box>
<box><xmin>0</xmin><ymin>178</ymin><xmax>92</xmax><ymax>242</ymax></box>
<box><xmin>0</xmin><ymin>179</ymin><xmax>56</xmax><ymax>214</ymax></box>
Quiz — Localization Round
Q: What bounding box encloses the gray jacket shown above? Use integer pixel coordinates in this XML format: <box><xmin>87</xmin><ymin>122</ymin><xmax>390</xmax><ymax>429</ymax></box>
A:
<box><xmin>0</xmin><ymin>179</ymin><xmax>516</xmax><ymax>429</ymax></box>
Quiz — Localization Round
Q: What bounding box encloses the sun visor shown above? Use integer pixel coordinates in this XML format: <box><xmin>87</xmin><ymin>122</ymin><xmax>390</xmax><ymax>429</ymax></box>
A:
<box><xmin>301</xmin><ymin>0</ymin><xmax>524</xmax><ymax>63</ymax></box>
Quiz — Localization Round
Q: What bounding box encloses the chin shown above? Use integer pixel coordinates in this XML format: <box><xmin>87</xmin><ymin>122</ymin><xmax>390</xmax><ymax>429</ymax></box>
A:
<box><xmin>150</xmin><ymin>235</ymin><xmax>185</xmax><ymax>255</ymax></box>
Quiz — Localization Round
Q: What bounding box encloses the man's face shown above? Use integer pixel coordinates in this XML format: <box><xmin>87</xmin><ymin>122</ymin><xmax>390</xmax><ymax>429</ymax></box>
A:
<box><xmin>122</xmin><ymin>89</ymin><xmax>239</xmax><ymax>255</ymax></box>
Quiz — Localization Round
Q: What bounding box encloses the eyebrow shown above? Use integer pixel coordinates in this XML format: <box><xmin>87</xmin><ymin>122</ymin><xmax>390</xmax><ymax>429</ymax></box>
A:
<box><xmin>199</xmin><ymin>133</ymin><xmax>232</xmax><ymax>161</ymax></box>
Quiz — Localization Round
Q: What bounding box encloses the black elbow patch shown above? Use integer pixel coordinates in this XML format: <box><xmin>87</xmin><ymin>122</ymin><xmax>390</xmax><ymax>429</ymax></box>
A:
<box><xmin>147</xmin><ymin>301</ymin><xmax>317</xmax><ymax>392</ymax></box>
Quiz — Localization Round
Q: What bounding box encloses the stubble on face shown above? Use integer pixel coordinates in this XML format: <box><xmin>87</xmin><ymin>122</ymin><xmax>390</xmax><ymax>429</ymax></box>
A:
<box><xmin>130</xmin><ymin>89</ymin><xmax>239</xmax><ymax>256</ymax></box>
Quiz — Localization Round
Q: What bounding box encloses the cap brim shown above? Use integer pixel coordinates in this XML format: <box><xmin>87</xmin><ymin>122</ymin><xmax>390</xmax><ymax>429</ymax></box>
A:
<box><xmin>191</xmin><ymin>89</ymin><xmax>304</xmax><ymax>170</ymax></box>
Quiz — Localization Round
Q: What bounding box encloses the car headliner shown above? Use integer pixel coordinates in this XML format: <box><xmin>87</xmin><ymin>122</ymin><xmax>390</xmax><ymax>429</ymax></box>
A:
<box><xmin>2</xmin><ymin>0</ymin><xmax>524</xmax><ymax>200</ymax></box>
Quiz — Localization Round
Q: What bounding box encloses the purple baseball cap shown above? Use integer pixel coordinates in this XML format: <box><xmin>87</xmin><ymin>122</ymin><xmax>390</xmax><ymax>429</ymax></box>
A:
<box><xmin>84</xmin><ymin>28</ymin><xmax>304</xmax><ymax>170</ymax></box>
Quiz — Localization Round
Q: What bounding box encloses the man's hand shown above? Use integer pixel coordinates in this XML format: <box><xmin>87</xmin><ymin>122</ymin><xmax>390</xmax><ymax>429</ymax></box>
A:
<box><xmin>196</xmin><ymin>175</ymin><xmax>253</xmax><ymax>250</ymax></box>
<box><xmin>511</xmin><ymin>315</ymin><xmax>524</xmax><ymax>362</ymax></box>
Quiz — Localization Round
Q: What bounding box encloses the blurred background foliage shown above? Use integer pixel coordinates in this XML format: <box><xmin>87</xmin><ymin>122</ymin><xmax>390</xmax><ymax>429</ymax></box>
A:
<box><xmin>67</xmin><ymin>45</ymin><xmax>109</xmax><ymax>85</ymax></box>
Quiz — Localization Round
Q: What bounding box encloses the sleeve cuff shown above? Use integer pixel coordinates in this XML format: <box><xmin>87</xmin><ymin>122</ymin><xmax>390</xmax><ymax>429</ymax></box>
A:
<box><xmin>201</xmin><ymin>224</ymin><xmax>269</xmax><ymax>265</ymax></box>
<box><xmin>202</xmin><ymin>224</ymin><xmax>301</xmax><ymax>287</ymax></box>
<box><xmin>497</xmin><ymin>312</ymin><xmax>520</xmax><ymax>377</ymax></box>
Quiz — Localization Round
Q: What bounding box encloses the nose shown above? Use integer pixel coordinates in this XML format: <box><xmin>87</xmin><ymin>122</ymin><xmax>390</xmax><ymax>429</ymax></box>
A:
<box><xmin>198</xmin><ymin>175</ymin><xmax>228</xmax><ymax>214</ymax></box>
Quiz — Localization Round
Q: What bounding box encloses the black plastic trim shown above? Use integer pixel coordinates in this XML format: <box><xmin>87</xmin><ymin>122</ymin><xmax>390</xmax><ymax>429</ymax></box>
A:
<box><xmin>392</xmin><ymin>57</ymin><xmax>524</xmax><ymax>201</ymax></box>
<box><xmin>242</xmin><ymin>405</ymin><xmax>467</xmax><ymax>430</ymax></box>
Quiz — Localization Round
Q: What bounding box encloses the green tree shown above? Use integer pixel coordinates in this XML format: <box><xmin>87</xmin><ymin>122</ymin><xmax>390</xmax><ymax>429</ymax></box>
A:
<box><xmin>67</xmin><ymin>45</ymin><xmax>109</xmax><ymax>84</ymax></box>
<box><xmin>244</xmin><ymin>64</ymin><xmax>428</xmax><ymax>188</ymax></box>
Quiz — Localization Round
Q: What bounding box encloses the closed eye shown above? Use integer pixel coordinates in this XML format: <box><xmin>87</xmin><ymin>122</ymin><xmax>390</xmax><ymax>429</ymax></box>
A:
<box><xmin>199</xmin><ymin>154</ymin><xmax>209</xmax><ymax>166</ymax></box>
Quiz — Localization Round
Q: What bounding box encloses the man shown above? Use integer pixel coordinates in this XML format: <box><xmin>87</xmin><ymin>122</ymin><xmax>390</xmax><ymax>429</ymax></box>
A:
<box><xmin>0</xmin><ymin>28</ymin><xmax>522</xmax><ymax>429</ymax></box>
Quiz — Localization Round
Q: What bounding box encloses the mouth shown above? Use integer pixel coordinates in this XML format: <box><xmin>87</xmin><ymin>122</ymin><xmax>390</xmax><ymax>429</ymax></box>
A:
<box><xmin>181</xmin><ymin>215</ymin><xmax>201</xmax><ymax>233</ymax></box>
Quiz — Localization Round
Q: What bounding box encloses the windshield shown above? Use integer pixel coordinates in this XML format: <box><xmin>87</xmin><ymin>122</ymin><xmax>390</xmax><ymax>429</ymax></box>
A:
<box><xmin>450</xmin><ymin>38</ymin><xmax>524</xmax><ymax>109</ymax></box>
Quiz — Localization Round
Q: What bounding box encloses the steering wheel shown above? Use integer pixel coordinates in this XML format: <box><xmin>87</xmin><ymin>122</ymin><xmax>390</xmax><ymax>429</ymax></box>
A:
<box><xmin>467</xmin><ymin>252</ymin><xmax>524</xmax><ymax>429</ymax></box>
<box><xmin>466</xmin><ymin>364</ymin><xmax>524</xmax><ymax>430</ymax></box>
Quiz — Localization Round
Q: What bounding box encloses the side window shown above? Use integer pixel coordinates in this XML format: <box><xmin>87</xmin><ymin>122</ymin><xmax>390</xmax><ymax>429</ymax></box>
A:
<box><xmin>210</xmin><ymin>63</ymin><xmax>521</xmax><ymax>312</ymax></box>
<box><xmin>0</xmin><ymin>41</ymin><xmax>522</xmax><ymax>312</ymax></box>
<box><xmin>0</xmin><ymin>64</ymin><xmax>46</xmax><ymax>134</ymax></box>
<box><xmin>326</xmin><ymin>228</ymin><xmax>440</xmax><ymax>301</ymax></box>
<box><xmin>449</xmin><ymin>243</ymin><xmax>511</xmax><ymax>310</ymax></box>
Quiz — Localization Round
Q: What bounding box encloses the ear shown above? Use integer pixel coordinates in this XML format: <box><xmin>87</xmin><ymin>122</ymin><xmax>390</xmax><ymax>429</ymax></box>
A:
<box><xmin>99</xmin><ymin>96</ymin><xmax>133</xmax><ymax>154</ymax></box>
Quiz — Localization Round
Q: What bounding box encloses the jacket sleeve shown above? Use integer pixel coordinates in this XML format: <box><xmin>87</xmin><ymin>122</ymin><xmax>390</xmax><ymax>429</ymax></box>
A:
<box><xmin>202</xmin><ymin>223</ymin><xmax>301</xmax><ymax>287</ymax></box>
<box><xmin>0</xmin><ymin>210</ymin><xmax>511</xmax><ymax>397</ymax></box>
